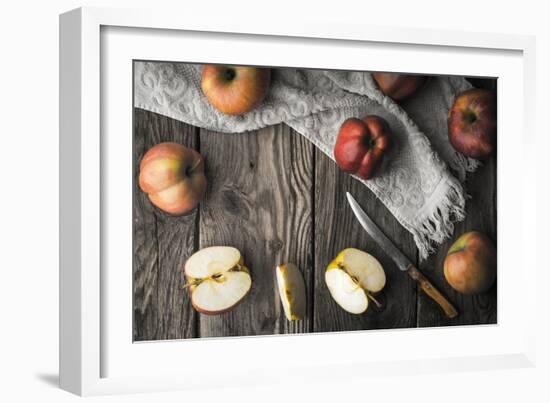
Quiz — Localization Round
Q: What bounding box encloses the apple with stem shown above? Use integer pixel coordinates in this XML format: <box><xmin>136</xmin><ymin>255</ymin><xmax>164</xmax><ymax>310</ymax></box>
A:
<box><xmin>139</xmin><ymin>142</ymin><xmax>206</xmax><ymax>215</ymax></box>
<box><xmin>275</xmin><ymin>263</ymin><xmax>306</xmax><ymax>321</ymax></box>
<box><xmin>184</xmin><ymin>246</ymin><xmax>252</xmax><ymax>315</ymax></box>
<box><xmin>201</xmin><ymin>65</ymin><xmax>271</xmax><ymax>115</ymax></box>
<box><xmin>448</xmin><ymin>88</ymin><xmax>496</xmax><ymax>159</ymax></box>
<box><xmin>325</xmin><ymin>248</ymin><xmax>386</xmax><ymax>314</ymax></box>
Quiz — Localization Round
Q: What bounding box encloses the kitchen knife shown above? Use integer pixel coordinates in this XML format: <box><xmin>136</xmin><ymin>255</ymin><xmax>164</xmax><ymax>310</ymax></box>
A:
<box><xmin>346</xmin><ymin>192</ymin><xmax>458</xmax><ymax>319</ymax></box>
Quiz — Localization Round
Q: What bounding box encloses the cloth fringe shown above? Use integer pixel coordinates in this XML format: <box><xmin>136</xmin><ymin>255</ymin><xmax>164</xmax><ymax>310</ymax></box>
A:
<box><xmin>409</xmin><ymin>177</ymin><xmax>467</xmax><ymax>259</ymax></box>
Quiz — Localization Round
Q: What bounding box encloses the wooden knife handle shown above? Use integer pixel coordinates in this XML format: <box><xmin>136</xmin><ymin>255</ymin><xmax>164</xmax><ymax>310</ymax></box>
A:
<box><xmin>407</xmin><ymin>265</ymin><xmax>458</xmax><ymax>319</ymax></box>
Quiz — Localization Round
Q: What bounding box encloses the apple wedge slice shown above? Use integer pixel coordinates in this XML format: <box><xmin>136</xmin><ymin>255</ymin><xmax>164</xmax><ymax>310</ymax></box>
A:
<box><xmin>325</xmin><ymin>248</ymin><xmax>386</xmax><ymax>314</ymax></box>
<box><xmin>184</xmin><ymin>246</ymin><xmax>252</xmax><ymax>315</ymax></box>
<box><xmin>275</xmin><ymin>263</ymin><xmax>306</xmax><ymax>321</ymax></box>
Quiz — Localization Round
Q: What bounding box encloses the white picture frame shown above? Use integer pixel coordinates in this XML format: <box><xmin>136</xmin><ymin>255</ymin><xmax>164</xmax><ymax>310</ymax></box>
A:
<box><xmin>59</xmin><ymin>6</ymin><xmax>537</xmax><ymax>396</ymax></box>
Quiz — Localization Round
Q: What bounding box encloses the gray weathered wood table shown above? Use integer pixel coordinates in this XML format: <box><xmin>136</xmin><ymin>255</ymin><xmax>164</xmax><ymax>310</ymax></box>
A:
<box><xmin>133</xmin><ymin>80</ymin><xmax>497</xmax><ymax>341</ymax></box>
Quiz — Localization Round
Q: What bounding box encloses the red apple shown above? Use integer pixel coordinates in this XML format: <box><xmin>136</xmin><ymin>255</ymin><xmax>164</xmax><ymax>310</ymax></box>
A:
<box><xmin>138</xmin><ymin>142</ymin><xmax>207</xmax><ymax>215</ymax></box>
<box><xmin>372</xmin><ymin>72</ymin><xmax>427</xmax><ymax>101</ymax></box>
<box><xmin>448</xmin><ymin>88</ymin><xmax>496</xmax><ymax>159</ymax></box>
<box><xmin>201</xmin><ymin>65</ymin><xmax>271</xmax><ymax>115</ymax></box>
<box><xmin>333</xmin><ymin>115</ymin><xmax>392</xmax><ymax>180</ymax></box>
<box><xmin>443</xmin><ymin>231</ymin><xmax>496</xmax><ymax>294</ymax></box>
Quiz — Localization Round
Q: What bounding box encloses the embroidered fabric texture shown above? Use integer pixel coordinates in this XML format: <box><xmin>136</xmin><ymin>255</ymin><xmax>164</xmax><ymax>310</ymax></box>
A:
<box><xmin>134</xmin><ymin>62</ymin><xmax>477</xmax><ymax>258</ymax></box>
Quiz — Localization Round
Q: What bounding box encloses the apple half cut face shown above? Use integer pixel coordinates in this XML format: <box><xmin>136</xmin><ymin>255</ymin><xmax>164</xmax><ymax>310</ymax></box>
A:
<box><xmin>275</xmin><ymin>263</ymin><xmax>307</xmax><ymax>321</ymax></box>
<box><xmin>184</xmin><ymin>246</ymin><xmax>252</xmax><ymax>315</ymax></box>
<box><xmin>325</xmin><ymin>248</ymin><xmax>386</xmax><ymax>314</ymax></box>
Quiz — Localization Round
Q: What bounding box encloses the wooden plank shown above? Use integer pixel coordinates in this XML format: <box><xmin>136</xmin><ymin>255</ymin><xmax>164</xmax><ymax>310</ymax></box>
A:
<box><xmin>417</xmin><ymin>156</ymin><xmax>497</xmax><ymax>327</ymax></box>
<box><xmin>133</xmin><ymin>109</ymin><xmax>199</xmax><ymax>341</ymax></box>
<box><xmin>198</xmin><ymin>124</ymin><xmax>314</xmax><ymax>337</ymax></box>
<box><xmin>313</xmin><ymin>149</ymin><xmax>418</xmax><ymax>332</ymax></box>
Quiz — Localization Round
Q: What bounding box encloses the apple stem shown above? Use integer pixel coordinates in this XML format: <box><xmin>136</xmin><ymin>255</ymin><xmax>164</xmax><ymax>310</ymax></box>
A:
<box><xmin>182</xmin><ymin>279</ymin><xmax>202</xmax><ymax>289</ymax></box>
<box><xmin>223</xmin><ymin>68</ymin><xmax>236</xmax><ymax>81</ymax></box>
<box><xmin>182</xmin><ymin>272</ymin><xmax>230</xmax><ymax>289</ymax></box>
<box><xmin>366</xmin><ymin>292</ymin><xmax>382</xmax><ymax>309</ymax></box>
<box><xmin>187</xmin><ymin>158</ymin><xmax>202</xmax><ymax>175</ymax></box>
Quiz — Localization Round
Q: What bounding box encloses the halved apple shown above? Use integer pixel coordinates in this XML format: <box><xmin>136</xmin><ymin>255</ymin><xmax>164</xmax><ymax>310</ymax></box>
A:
<box><xmin>184</xmin><ymin>246</ymin><xmax>252</xmax><ymax>315</ymax></box>
<box><xmin>275</xmin><ymin>263</ymin><xmax>306</xmax><ymax>321</ymax></box>
<box><xmin>325</xmin><ymin>248</ymin><xmax>386</xmax><ymax>314</ymax></box>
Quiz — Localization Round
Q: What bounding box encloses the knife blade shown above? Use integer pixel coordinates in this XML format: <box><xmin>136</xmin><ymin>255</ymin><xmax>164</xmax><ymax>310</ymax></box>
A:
<box><xmin>346</xmin><ymin>192</ymin><xmax>411</xmax><ymax>272</ymax></box>
<box><xmin>346</xmin><ymin>192</ymin><xmax>458</xmax><ymax>319</ymax></box>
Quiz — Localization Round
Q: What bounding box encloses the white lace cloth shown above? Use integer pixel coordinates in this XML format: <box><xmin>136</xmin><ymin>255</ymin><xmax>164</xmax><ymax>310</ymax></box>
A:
<box><xmin>135</xmin><ymin>62</ymin><xmax>477</xmax><ymax>258</ymax></box>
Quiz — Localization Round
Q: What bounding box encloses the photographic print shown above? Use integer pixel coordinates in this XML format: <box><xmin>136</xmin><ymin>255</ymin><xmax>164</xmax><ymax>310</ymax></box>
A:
<box><xmin>133</xmin><ymin>62</ymin><xmax>497</xmax><ymax>341</ymax></box>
